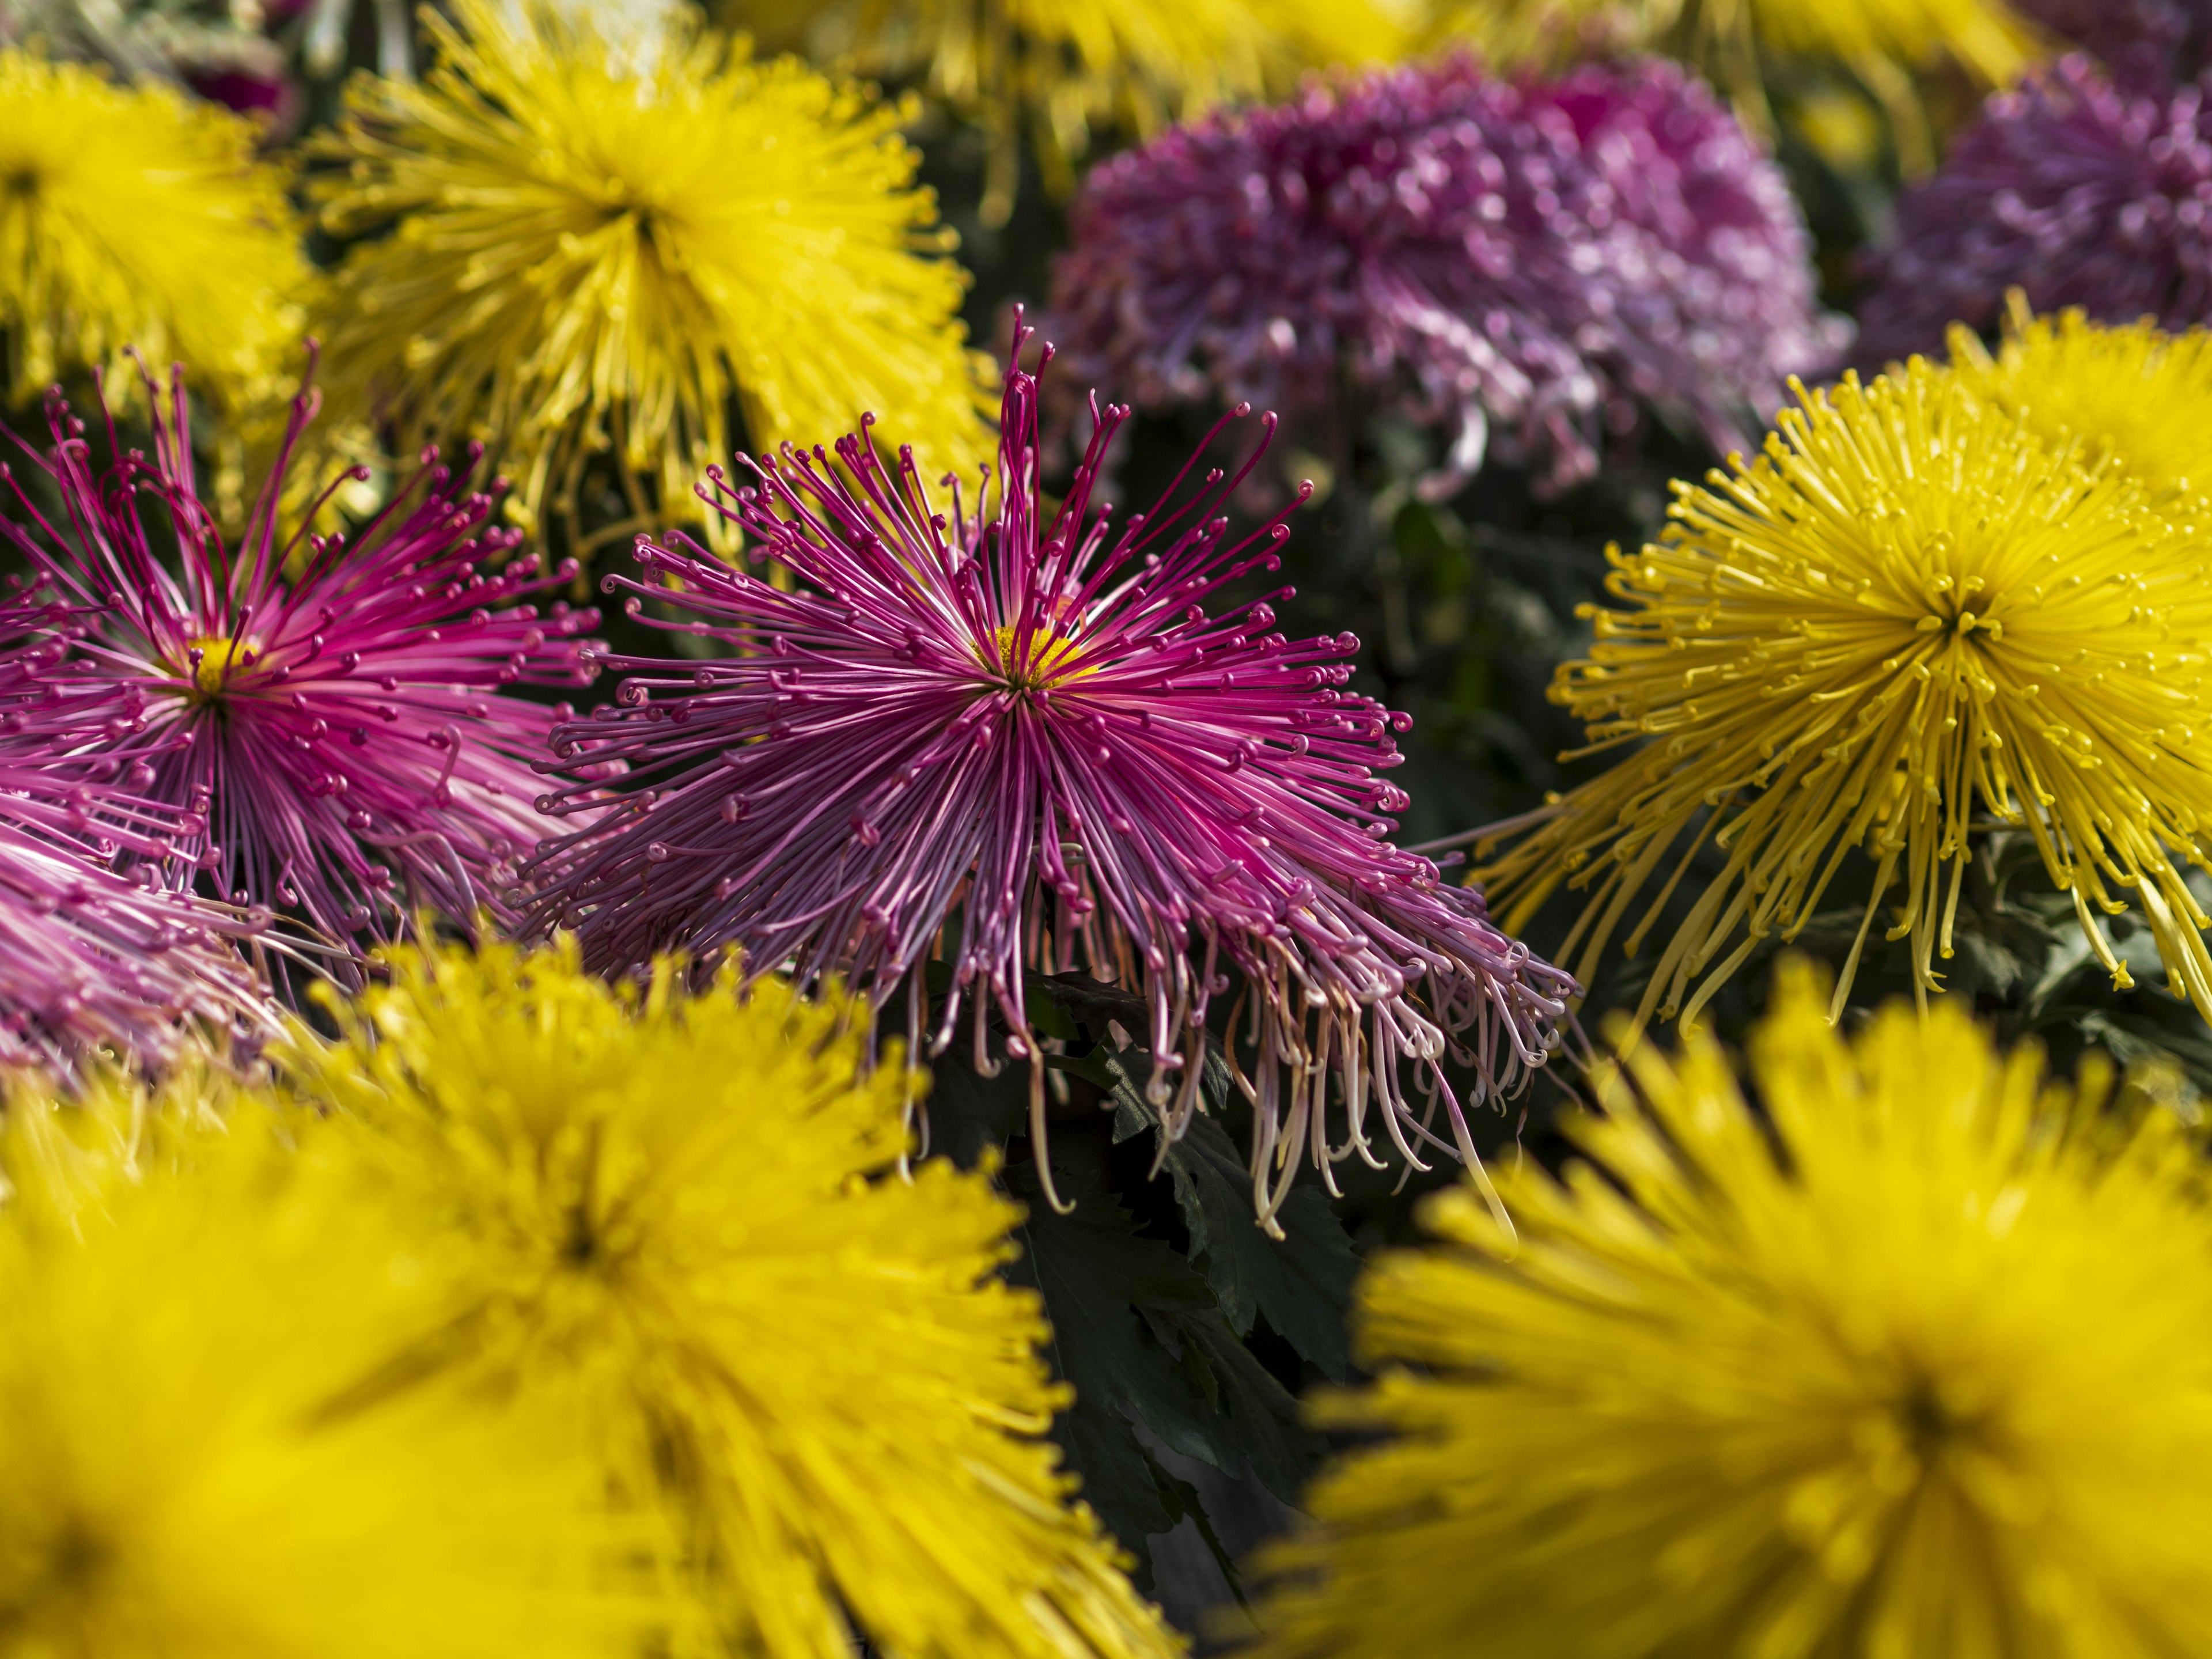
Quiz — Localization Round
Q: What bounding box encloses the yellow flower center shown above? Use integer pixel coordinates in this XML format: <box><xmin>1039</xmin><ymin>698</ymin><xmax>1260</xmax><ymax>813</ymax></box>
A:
<box><xmin>992</xmin><ymin>624</ymin><xmax>1085</xmax><ymax>690</ymax></box>
<box><xmin>182</xmin><ymin>635</ymin><xmax>254</xmax><ymax>699</ymax></box>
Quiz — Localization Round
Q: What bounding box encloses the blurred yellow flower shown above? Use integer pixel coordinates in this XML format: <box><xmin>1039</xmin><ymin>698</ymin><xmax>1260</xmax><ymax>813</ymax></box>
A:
<box><xmin>312</xmin><ymin>0</ymin><xmax>994</xmax><ymax>557</ymax></box>
<box><xmin>0</xmin><ymin>1070</ymin><xmax>639</xmax><ymax>1659</ymax></box>
<box><xmin>1262</xmin><ymin>961</ymin><xmax>2212</xmax><ymax>1658</ymax></box>
<box><xmin>1418</xmin><ymin>0</ymin><xmax>2028</xmax><ymax>171</ymax></box>
<box><xmin>283</xmin><ymin>934</ymin><xmax>1180</xmax><ymax>1659</ymax></box>
<box><xmin>0</xmin><ymin>49</ymin><xmax>305</xmax><ymax>411</ymax></box>
<box><xmin>1951</xmin><ymin>302</ymin><xmax>2212</xmax><ymax>506</ymax></box>
<box><xmin>1475</xmin><ymin>360</ymin><xmax>2212</xmax><ymax>1032</ymax></box>
<box><xmin>733</xmin><ymin>0</ymin><xmax>1407</xmax><ymax>215</ymax></box>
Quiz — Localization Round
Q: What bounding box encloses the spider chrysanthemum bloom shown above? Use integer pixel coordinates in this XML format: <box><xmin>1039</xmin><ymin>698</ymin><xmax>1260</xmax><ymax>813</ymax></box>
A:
<box><xmin>1051</xmin><ymin>58</ymin><xmax>1840</xmax><ymax>497</ymax></box>
<box><xmin>1473</xmin><ymin>358</ymin><xmax>2212</xmax><ymax>1031</ymax></box>
<box><xmin>282</xmin><ymin>933</ymin><xmax>1181</xmax><ymax>1659</ymax></box>
<box><xmin>0</xmin><ymin>49</ymin><xmax>305</xmax><ymax>411</ymax></box>
<box><xmin>523</xmin><ymin>334</ymin><xmax>1575</xmax><ymax>1227</ymax></box>
<box><xmin>0</xmin><ymin>658</ymin><xmax>276</xmax><ymax>1070</ymax></box>
<box><xmin>0</xmin><ymin>363</ymin><xmax>599</xmax><ymax>984</ymax></box>
<box><xmin>1857</xmin><ymin>58</ymin><xmax>2212</xmax><ymax>363</ymax></box>
<box><xmin>312</xmin><ymin>0</ymin><xmax>994</xmax><ymax>552</ymax></box>
<box><xmin>0</xmin><ymin>1078</ymin><xmax>641</xmax><ymax>1659</ymax></box>
<box><xmin>731</xmin><ymin>0</ymin><xmax>1406</xmax><ymax>216</ymax></box>
<box><xmin>1258</xmin><ymin>963</ymin><xmax>2212</xmax><ymax>1659</ymax></box>
<box><xmin>1948</xmin><ymin>302</ymin><xmax>2212</xmax><ymax>504</ymax></box>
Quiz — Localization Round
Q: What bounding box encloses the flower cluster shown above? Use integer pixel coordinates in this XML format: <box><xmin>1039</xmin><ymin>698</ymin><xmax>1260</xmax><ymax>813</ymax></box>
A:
<box><xmin>1858</xmin><ymin>57</ymin><xmax>2212</xmax><ymax>362</ymax></box>
<box><xmin>0</xmin><ymin>937</ymin><xmax>1179</xmax><ymax>1659</ymax></box>
<box><xmin>0</xmin><ymin>361</ymin><xmax>599</xmax><ymax>988</ymax></box>
<box><xmin>312</xmin><ymin>0</ymin><xmax>994</xmax><ymax>552</ymax></box>
<box><xmin>1260</xmin><ymin>961</ymin><xmax>2212</xmax><ymax>1658</ymax></box>
<box><xmin>1051</xmin><ymin>57</ymin><xmax>1842</xmax><ymax>495</ymax></box>
<box><xmin>523</xmin><ymin>331</ymin><xmax>1575</xmax><ymax>1228</ymax></box>
<box><xmin>1475</xmin><ymin>358</ymin><xmax>2212</xmax><ymax>1031</ymax></box>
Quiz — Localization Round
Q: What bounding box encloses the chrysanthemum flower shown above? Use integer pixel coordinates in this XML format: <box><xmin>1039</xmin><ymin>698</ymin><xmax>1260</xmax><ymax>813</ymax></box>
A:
<box><xmin>0</xmin><ymin>48</ymin><xmax>305</xmax><ymax>411</ymax></box>
<box><xmin>1051</xmin><ymin>58</ymin><xmax>1841</xmax><ymax>497</ymax></box>
<box><xmin>1857</xmin><ymin>58</ymin><xmax>2212</xmax><ymax>363</ymax></box>
<box><xmin>1472</xmin><ymin>359</ymin><xmax>2212</xmax><ymax>1031</ymax></box>
<box><xmin>1948</xmin><ymin>303</ymin><xmax>2212</xmax><ymax>504</ymax></box>
<box><xmin>1259</xmin><ymin>962</ymin><xmax>2212</xmax><ymax>1659</ymax></box>
<box><xmin>0</xmin><ymin>818</ymin><xmax>274</xmax><ymax>1071</ymax></box>
<box><xmin>732</xmin><ymin>0</ymin><xmax>1405</xmax><ymax>214</ymax></box>
<box><xmin>2009</xmin><ymin>0</ymin><xmax>2211</xmax><ymax>88</ymax></box>
<box><xmin>1419</xmin><ymin>0</ymin><xmax>2027</xmax><ymax>96</ymax></box>
<box><xmin>0</xmin><ymin>1075</ymin><xmax>639</xmax><ymax>1659</ymax></box>
<box><xmin>0</xmin><ymin>649</ymin><xmax>276</xmax><ymax>1069</ymax></box>
<box><xmin>522</xmin><ymin>333</ymin><xmax>1575</xmax><ymax>1226</ymax></box>
<box><xmin>281</xmin><ymin>933</ymin><xmax>1182</xmax><ymax>1659</ymax></box>
<box><xmin>312</xmin><ymin>0</ymin><xmax>994</xmax><ymax>554</ymax></box>
<box><xmin>0</xmin><ymin>362</ymin><xmax>599</xmax><ymax>982</ymax></box>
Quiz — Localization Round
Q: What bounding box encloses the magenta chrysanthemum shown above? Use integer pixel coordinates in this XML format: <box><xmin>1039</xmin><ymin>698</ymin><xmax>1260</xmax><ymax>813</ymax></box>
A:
<box><xmin>522</xmin><ymin>328</ymin><xmax>1575</xmax><ymax>1228</ymax></box>
<box><xmin>0</xmin><ymin>665</ymin><xmax>274</xmax><ymax>1067</ymax></box>
<box><xmin>1857</xmin><ymin>58</ymin><xmax>2212</xmax><ymax>362</ymax></box>
<box><xmin>1049</xmin><ymin>57</ymin><xmax>1840</xmax><ymax>495</ymax></box>
<box><xmin>0</xmin><ymin>361</ymin><xmax>599</xmax><ymax>986</ymax></box>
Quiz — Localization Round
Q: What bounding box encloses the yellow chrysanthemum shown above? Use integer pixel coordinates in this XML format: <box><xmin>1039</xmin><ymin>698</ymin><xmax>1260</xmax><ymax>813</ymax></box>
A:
<box><xmin>0</xmin><ymin>49</ymin><xmax>305</xmax><ymax>410</ymax></box>
<box><xmin>733</xmin><ymin>0</ymin><xmax>1407</xmax><ymax>214</ymax></box>
<box><xmin>1419</xmin><ymin>0</ymin><xmax>2027</xmax><ymax>172</ymax></box>
<box><xmin>1475</xmin><ymin>359</ymin><xmax>2212</xmax><ymax>1032</ymax></box>
<box><xmin>279</xmin><ymin>934</ymin><xmax>1180</xmax><ymax>1659</ymax></box>
<box><xmin>1260</xmin><ymin>961</ymin><xmax>2212</xmax><ymax>1659</ymax></box>
<box><xmin>0</xmin><ymin>1069</ymin><xmax>638</xmax><ymax>1659</ymax></box>
<box><xmin>312</xmin><ymin>0</ymin><xmax>994</xmax><ymax>555</ymax></box>
<box><xmin>1950</xmin><ymin>303</ymin><xmax>2212</xmax><ymax>507</ymax></box>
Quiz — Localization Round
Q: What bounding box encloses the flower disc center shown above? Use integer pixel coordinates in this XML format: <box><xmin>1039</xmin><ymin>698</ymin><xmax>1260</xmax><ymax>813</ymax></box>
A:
<box><xmin>180</xmin><ymin>635</ymin><xmax>258</xmax><ymax>700</ymax></box>
<box><xmin>992</xmin><ymin>624</ymin><xmax>1084</xmax><ymax>691</ymax></box>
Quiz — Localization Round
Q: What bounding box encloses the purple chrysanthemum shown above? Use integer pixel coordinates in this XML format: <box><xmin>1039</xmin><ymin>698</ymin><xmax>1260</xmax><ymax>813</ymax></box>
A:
<box><xmin>1857</xmin><ymin>57</ymin><xmax>2212</xmax><ymax>362</ymax></box>
<box><xmin>1048</xmin><ymin>57</ymin><xmax>1841</xmax><ymax>496</ymax></box>
<box><xmin>0</xmin><ymin>669</ymin><xmax>275</xmax><ymax>1067</ymax></box>
<box><xmin>522</xmin><ymin>327</ymin><xmax>1576</xmax><ymax>1228</ymax></box>
<box><xmin>2007</xmin><ymin>0</ymin><xmax>2211</xmax><ymax>90</ymax></box>
<box><xmin>0</xmin><ymin>359</ymin><xmax>599</xmax><ymax>987</ymax></box>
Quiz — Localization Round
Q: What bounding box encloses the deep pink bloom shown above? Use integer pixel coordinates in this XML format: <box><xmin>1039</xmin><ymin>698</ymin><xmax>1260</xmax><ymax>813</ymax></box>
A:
<box><xmin>0</xmin><ymin>360</ymin><xmax>598</xmax><ymax>987</ymax></box>
<box><xmin>523</xmin><ymin>329</ymin><xmax>1575</xmax><ymax>1227</ymax></box>
<box><xmin>0</xmin><ymin>670</ymin><xmax>275</xmax><ymax>1069</ymax></box>
<box><xmin>1050</xmin><ymin>58</ymin><xmax>1840</xmax><ymax>497</ymax></box>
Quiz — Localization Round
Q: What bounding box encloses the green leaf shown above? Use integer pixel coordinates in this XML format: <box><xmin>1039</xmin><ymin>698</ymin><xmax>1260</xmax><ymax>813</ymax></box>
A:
<box><xmin>1094</xmin><ymin>1051</ymin><xmax>1361</xmax><ymax>1383</ymax></box>
<box><xmin>924</xmin><ymin>1054</ymin><xmax>1025</xmax><ymax>1167</ymax></box>
<box><xmin>1006</xmin><ymin>1160</ymin><xmax>1328</xmax><ymax>1576</ymax></box>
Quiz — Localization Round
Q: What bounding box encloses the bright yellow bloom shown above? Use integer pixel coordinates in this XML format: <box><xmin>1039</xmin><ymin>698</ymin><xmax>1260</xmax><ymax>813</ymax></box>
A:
<box><xmin>1951</xmin><ymin>303</ymin><xmax>2212</xmax><ymax>507</ymax></box>
<box><xmin>1421</xmin><ymin>0</ymin><xmax>2024</xmax><ymax>75</ymax></box>
<box><xmin>0</xmin><ymin>49</ymin><xmax>306</xmax><ymax>410</ymax></box>
<box><xmin>282</xmin><ymin>934</ymin><xmax>1180</xmax><ymax>1659</ymax></box>
<box><xmin>734</xmin><ymin>0</ymin><xmax>1407</xmax><ymax>214</ymax></box>
<box><xmin>1418</xmin><ymin>0</ymin><xmax>2027</xmax><ymax>173</ymax></box>
<box><xmin>0</xmin><ymin>1071</ymin><xmax>638</xmax><ymax>1659</ymax></box>
<box><xmin>1261</xmin><ymin>961</ymin><xmax>2212</xmax><ymax>1659</ymax></box>
<box><xmin>1476</xmin><ymin>359</ymin><xmax>2212</xmax><ymax>1032</ymax></box>
<box><xmin>312</xmin><ymin>0</ymin><xmax>994</xmax><ymax>555</ymax></box>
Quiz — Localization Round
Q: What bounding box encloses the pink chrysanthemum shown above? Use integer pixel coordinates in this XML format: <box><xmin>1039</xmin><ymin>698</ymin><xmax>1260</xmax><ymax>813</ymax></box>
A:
<box><xmin>0</xmin><ymin>661</ymin><xmax>275</xmax><ymax>1067</ymax></box>
<box><xmin>522</xmin><ymin>327</ymin><xmax>1575</xmax><ymax>1228</ymax></box>
<box><xmin>0</xmin><ymin>359</ymin><xmax>599</xmax><ymax>987</ymax></box>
